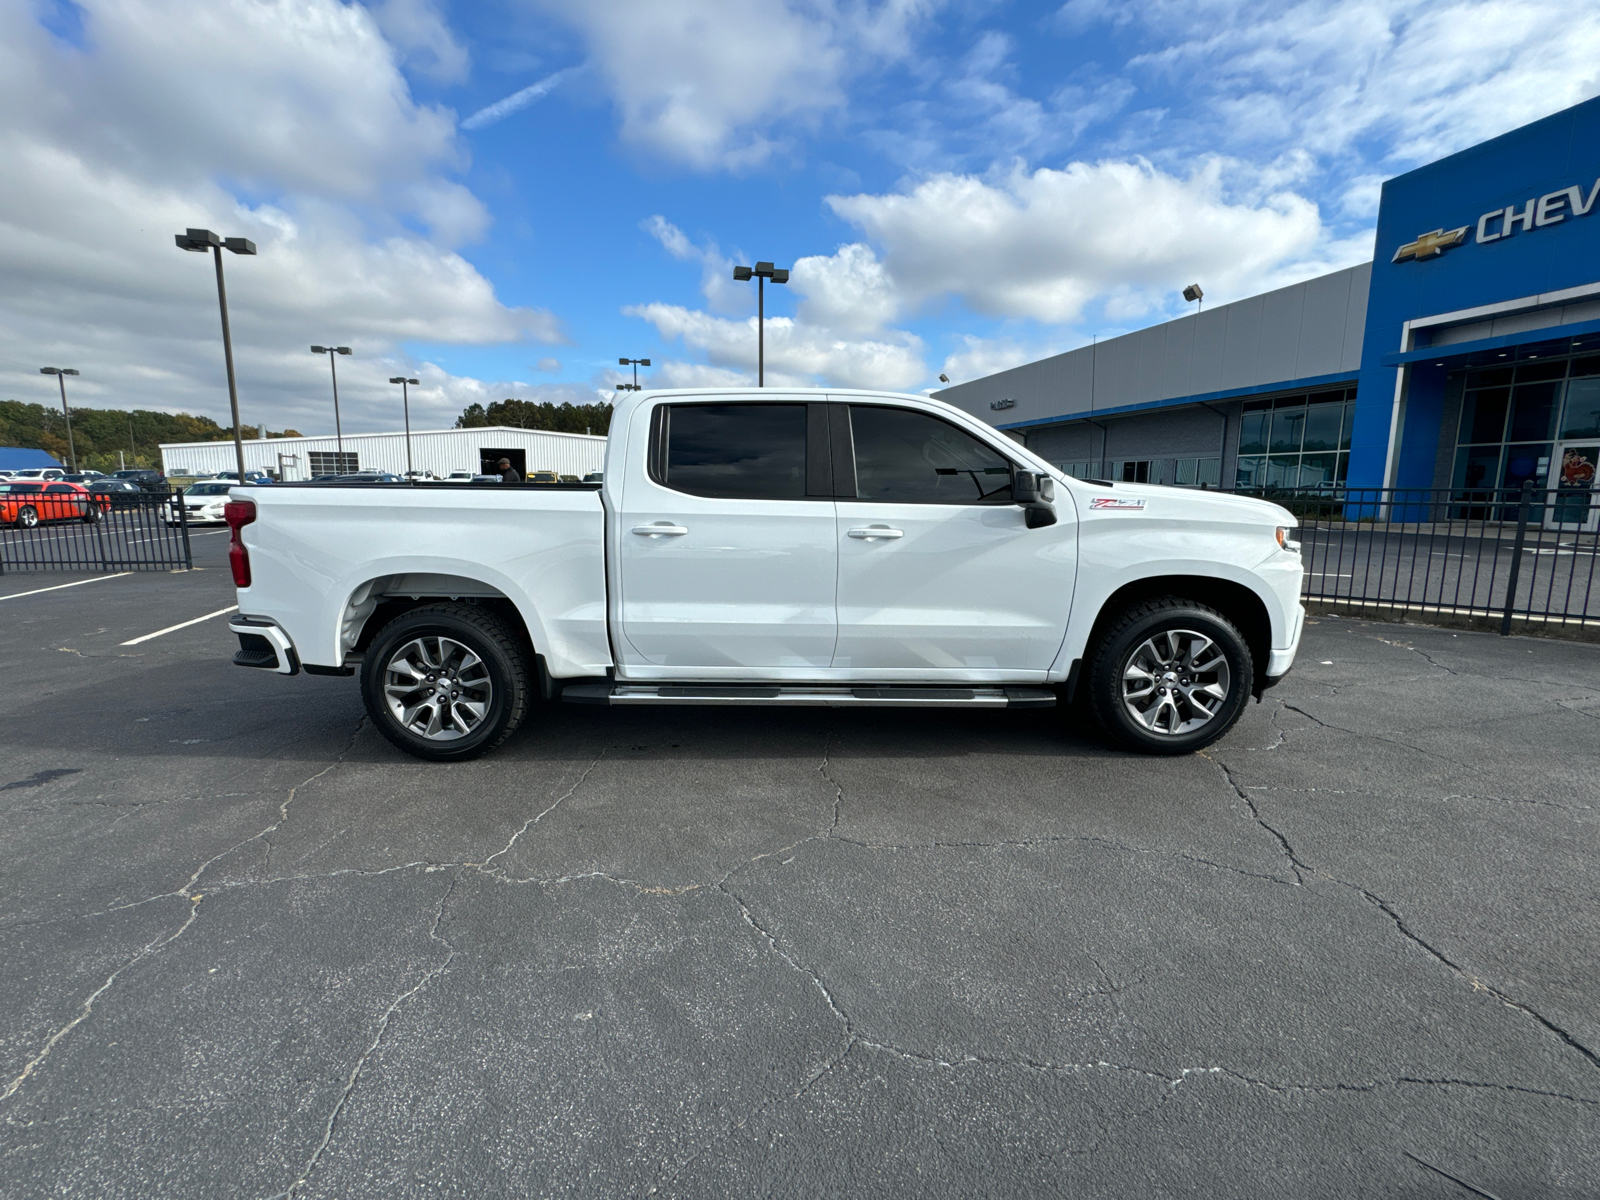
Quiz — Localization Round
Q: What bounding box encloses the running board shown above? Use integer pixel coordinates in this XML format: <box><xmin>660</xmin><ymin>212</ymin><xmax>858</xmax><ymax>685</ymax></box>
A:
<box><xmin>561</xmin><ymin>683</ymin><xmax>1056</xmax><ymax>709</ymax></box>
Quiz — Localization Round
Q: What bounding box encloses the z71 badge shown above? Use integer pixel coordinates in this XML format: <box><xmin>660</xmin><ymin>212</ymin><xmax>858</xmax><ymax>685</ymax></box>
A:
<box><xmin>1089</xmin><ymin>497</ymin><xmax>1147</xmax><ymax>510</ymax></box>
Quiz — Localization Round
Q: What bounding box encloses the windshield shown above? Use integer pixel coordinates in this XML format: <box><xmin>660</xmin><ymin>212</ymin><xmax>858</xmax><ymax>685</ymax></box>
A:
<box><xmin>185</xmin><ymin>483</ymin><xmax>234</xmax><ymax>496</ymax></box>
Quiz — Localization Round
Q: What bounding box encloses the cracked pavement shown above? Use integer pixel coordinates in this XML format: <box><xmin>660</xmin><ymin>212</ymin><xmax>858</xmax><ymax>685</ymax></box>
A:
<box><xmin>2</xmin><ymin>552</ymin><xmax>1598</xmax><ymax>1197</ymax></box>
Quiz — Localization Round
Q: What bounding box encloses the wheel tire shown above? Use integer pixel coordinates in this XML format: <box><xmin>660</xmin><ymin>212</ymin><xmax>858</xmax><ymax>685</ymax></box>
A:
<box><xmin>360</xmin><ymin>602</ymin><xmax>531</xmax><ymax>762</ymax></box>
<box><xmin>1084</xmin><ymin>596</ymin><xmax>1253</xmax><ymax>755</ymax></box>
<box><xmin>82</xmin><ymin>505</ymin><xmax>100</xmax><ymax>524</ymax></box>
<box><xmin>17</xmin><ymin>506</ymin><xmax>38</xmax><ymax>530</ymax></box>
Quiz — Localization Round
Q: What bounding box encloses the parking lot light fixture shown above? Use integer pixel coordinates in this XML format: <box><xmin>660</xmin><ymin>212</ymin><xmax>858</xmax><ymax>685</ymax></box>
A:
<box><xmin>389</xmin><ymin>376</ymin><xmax>420</xmax><ymax>477</ymax></box>
<box><xmin>311</xmin><ymin>345</ymin><xmax>353</xmax><ymax>462</ymax></box>
<box><xmin>618</xmin><ymin>357</ymin><xmax>651</xmax><ymax>392</ymax></box>
<box><xmin>176</xmin><ymin>228</ymin><xmax>256</xmax><ymax>482</ymax></box>
<box><xmin>39</xmin><ymin>368</ymin><xmax>81</xmax><ymax>472</ymax></box>
<box><xmin>731</xmin><ymin>263</ymin><xmax>788</xmax><ymax>386</ymax></box>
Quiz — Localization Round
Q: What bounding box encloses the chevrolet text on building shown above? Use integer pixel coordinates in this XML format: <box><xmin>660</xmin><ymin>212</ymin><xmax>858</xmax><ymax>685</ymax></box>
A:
<box><xmin>934</xmin><ymin>96</ymin><xmax>1600</xmax><ymax>538</ymax></box>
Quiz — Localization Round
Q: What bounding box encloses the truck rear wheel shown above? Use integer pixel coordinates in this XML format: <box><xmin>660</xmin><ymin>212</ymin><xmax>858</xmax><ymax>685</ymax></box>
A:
<box><xmin>361</xmin><ymin>603</ymin><xmax>530</xmax><ymax>761</ymax></box>
<box><xmin>1084</xmin><ymin>597</ymin><xmax>1252</xmax><ymax>755</ymax></box>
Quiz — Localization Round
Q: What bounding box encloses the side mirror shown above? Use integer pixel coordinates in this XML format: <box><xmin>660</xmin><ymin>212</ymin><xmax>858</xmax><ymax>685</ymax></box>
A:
<box><xmin>1014</xmin><ymin>469</ymin><xmax>1057</xmax><ymax>528</ymax></box>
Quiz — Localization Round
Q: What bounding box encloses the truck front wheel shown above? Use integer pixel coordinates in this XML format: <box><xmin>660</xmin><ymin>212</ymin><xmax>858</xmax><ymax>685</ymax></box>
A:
<box><xmin>1084</xmin><ymin>597</ymin><xmax>1253</xmax><ymax>755</ymax></box>
<box><xmin>361</xmin><ymin>603</ymin><xmax>530</xmax><ymax>761</ymax></box>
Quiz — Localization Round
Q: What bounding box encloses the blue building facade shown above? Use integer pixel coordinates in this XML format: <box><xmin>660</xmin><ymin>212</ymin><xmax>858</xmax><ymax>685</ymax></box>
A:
<box><xmin>936</xmin><ymin>96</ymin><xmax>1600</xmax><ymax>516</ymax></box>
<box><xmin>1353</xmin><ymin>95</ymin><xmax>1600</xmax><ymax>496</ymax></box>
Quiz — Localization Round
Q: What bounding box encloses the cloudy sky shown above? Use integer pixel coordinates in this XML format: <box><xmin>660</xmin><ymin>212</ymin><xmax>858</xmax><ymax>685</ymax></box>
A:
<box><xmin>4</xmin><ymin>0</ymin><xmax>1599</xmax><ymax>436</ymax></box>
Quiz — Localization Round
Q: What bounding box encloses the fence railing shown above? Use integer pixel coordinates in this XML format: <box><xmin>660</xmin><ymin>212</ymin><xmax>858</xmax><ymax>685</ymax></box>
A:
<box><xmin>0</xmin><ymin>490</ymin><xmax>193</xmax><ymax>574</ymax></box>
<box><xmin>1231</xmin><ymin>483</ymin><xmax>1600</xmax><ymax>632</ymax></box>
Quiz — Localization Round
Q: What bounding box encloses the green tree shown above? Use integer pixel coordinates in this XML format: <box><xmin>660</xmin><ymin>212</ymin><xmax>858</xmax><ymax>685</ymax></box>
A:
<box><xmin>0</xmin><ymin>399</ymin><xmax>247</xmax><ymax>470</ymax></box>
<box><xmin>455</xmin><ymin>398</ymin><xmax>611</xmax><ymax>436</ymax></box>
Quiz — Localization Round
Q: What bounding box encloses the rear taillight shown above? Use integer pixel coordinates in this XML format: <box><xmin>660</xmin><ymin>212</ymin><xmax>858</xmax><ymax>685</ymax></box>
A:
<box><xmin>225</xmin><ymin>499</ymin><xmax>256</xmax><ymax>588</ymax></box>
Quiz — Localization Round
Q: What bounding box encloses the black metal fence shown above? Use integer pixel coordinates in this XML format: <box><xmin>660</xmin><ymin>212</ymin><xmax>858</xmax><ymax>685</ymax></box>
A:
<box><xmin>1235</xmin><ymin>483</ymin><xmax>1600</xmax><ymax>634</ymax></box>
<box><xmin>0</xmin><ymin>491</ymin><xmax>193</xmax><ymax>574</ymax></box>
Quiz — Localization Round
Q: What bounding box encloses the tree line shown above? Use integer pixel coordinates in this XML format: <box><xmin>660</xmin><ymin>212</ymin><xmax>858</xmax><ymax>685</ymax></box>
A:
<box><xmin>455</xmin><ymin>398</ymin><xmax>612</xmax><ymax>436</ymax></box>
<box><xmin>0</xmin><ymin>399</ymin><xmax>300</xmax><ymax>473</ymax></box>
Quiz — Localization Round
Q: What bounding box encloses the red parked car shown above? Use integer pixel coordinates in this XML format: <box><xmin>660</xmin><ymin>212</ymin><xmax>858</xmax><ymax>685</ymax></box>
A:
<box><xmin>0</xmin><ymin>481</ymin><xmax>101</xmax><ymax>529</ymax></box>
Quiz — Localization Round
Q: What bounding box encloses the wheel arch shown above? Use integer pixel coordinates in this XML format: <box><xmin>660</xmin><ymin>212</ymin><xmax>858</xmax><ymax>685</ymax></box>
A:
<box><xmin>1082</xmin><ymin>575</ymin><xmax>1273</xmax><ymax>695</ymax></box>
<box><xmin>337</xmin><ymin>572</ymin><xmax>537</xmax><ymax>664</ymax></box>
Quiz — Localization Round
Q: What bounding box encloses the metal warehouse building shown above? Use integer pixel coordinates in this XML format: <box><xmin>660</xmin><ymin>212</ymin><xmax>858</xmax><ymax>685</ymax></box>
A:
<box><xmin>159</xmin><ymin>426</ymin><xmax>606</xmax><ymax>481</ymax></box>
<box><xmin>936</xmin><ymin>94</ymin><xmax>1600</xmax><ymax>529</ymax></box>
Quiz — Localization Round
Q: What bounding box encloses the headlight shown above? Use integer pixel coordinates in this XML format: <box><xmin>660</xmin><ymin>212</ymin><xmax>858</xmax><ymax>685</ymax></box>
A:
<box><xmin>1276</xmin><ymin>526</ymin><xmax>1301</xmax><ymax>553</ymax></box>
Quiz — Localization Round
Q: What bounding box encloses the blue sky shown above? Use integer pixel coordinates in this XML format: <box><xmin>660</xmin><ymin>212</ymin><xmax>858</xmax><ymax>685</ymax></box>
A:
<box><xmin>4</xmin><ymin>0</ymin><xmax>1599</xmax><ymax>435</ymax></box>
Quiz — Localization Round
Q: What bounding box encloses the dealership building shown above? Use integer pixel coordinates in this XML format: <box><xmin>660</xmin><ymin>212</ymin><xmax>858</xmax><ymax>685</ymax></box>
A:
<box><xmin>159</xmin><ymin>425</ymin><xmax>606</xmax><ymax>481</ymax></box>
<box><xmin>935</xmin><ymin>96</ymin><xmax>1600</xmax><ymax>511</ymax></box>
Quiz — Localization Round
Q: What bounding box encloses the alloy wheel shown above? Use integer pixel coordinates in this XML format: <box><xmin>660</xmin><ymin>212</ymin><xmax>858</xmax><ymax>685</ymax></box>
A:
<box><xmin>381</xmin><ymin>635</ymin><xmax>494</xmax><ymax>741</ymax></box>
<box><xmin>1120</xmin><ymin>629</ymin><xmax>1232</xmax><ymax>736</ymax></box>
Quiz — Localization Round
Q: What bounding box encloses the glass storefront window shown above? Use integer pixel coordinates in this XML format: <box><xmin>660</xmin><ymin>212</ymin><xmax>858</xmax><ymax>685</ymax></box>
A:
<box><xmin>1269</xmin><ymin>408</ymin><xmax>1305</xmax><ymax>453</ymax></box>
<box><xmin>1299</xmin><ymin>453</ymin><xmax>1340</xmax><ymax>487</ymax></box>
<box><xmin>1561</xmin><ymin>377</ymin><xmax>1600</xmax><ymax>438</ymax></box>
<box><xmin>1509</xmin><ymin>382</ymin><xmax>1560</xmax><ymax>442</ymax></box>
<box><xmin>1238</xmin><ymin>408</ymin><xmax>1268</xmax><ymax>455</ymax></box>
<box><xmin>1454</xmin><ymin>349</ymin><xmax>1600</xmax><ymax>497</ymax></box>
<box><xmin>1454</xmin><ymin>445</ymin><xmax>1501</xmax><ymax>491</ymax></box>
<box><xmin>1234</xmin><ymin>388</ymin><xmax>1354</xmax><ymax>489</ymax></box>
<box><xmin>1501</xmin><ymin>444</ymin><xmax>1550</xmax><ymax>488</ymax></box>
<box><xmin>1302</xmin><ymin>398</ymin><xmax>1343</xmax><ymax>450</ymax></box>
<box><xmin>1266</xmin><ymin>456</ymin><xmax>1300</xmax><ymax>487</ymax></box>
<box><xmin>1173</xmin><ymin>457</ymin><xmax>1221</xmax><ymax>486</ymax></box>
<box><xmin>1461</xmin><ymin>388</ymin><xmax>1509</xmax><ymax>443</ymax></box>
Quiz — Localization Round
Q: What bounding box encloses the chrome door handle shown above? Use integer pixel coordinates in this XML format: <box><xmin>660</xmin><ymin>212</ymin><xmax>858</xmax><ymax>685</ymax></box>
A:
<box><xmin>632</xmin><ymin>523</ymin><xmax>688</xmax><ymax>537</ymax></box>
<box><xmin>847</xmin><ymin>526</ymin><xmax>904</xmax><ymax>540</ymax></box>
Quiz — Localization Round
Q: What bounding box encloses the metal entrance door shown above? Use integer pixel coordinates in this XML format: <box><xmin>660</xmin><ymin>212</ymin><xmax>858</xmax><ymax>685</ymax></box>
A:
<box><xmin>1545</xmin><ymin>442</ymin><xmax>1600</xmax><ymax>533</ymax></box>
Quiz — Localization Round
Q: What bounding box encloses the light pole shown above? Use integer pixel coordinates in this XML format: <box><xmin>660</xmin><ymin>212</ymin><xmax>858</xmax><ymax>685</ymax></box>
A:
<box><xmin>1183</xmin><ymin>283</ymin><xmax>1204</xmax><ymax>314</ymax></box>
<box><xmin>38</xmin><ymin>368</ymin><xmax>80</xmax><ymax>472</ymax></box>
<box><xmin>616</xmin><ymin>357</ymin><xmax>650</xmax><ymax>392</ymax></box>
<box><xmin>731</xmin><ymin>262</ymin><xmax>788</xmax><ymax>386</ymax></box>
<box><xmin>311</xmin><ymin>345</ymin><xmax>352</xmax><ymax>467</ymax></box>
<box><xmin>176</xmin><ymin>228</ymin><xmax>256</xmax><ymax>482</ymax></box>
<box><xmin>388</xmin><ymin>376</ymin><xmax>420</xmax><ymax>477</ymax></box>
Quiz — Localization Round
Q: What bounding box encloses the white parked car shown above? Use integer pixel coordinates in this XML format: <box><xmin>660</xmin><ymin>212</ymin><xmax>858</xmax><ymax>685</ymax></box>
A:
<box><xmin>442</xmin><ymin>470</ymin><xmax>475</xmax><ymax>482</ymax></box>
<box><xmin>223</xmin><ymin>388</ymin><xmax>1304</xmax><ymax>760</ymax></box>
<box><xmin>164</xmin><ymin>480</ymin><xmax>236</xmax><ymax>525</ymax></box>
<box><xmin>10</xmin><ymin>468</ymin><xmax>65</xmax><ymax>480</ymax></box>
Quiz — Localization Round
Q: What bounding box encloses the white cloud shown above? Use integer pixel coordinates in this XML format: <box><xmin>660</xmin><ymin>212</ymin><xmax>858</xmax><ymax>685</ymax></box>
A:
<box><xmin>535</xmin><ymin>0</ymin><xmax>938</xmax><ymax>169</ymax></box>
<box><xmin>641</xmin><ymin>216</ymin><xmax>749</xmax><ymax>314</ymax></box>
<box><xmin>0</xmin><ymin>0</ymin><xmax>557</xmax><ymax>436</ymax></box>
<box><xmin>370</xmin><ymin>0</ymin><xmax>470</xmax><ymax>83</ymax></box>
<box><xmin>827</xmin><ymin>157</ymin><xmax>1328</xmax><ymax>323</ymax></box>
<box><xmin>626</xmin><ymin>303</ymin><xmax>925</xmax><ymax>391</ymax></box>
<box><xmin>939</xmin><ymin>336</ymin><xmax>1061</xmax><ymax>386</ymax></box>
<box><xmin>1083</xmin><ymin>0</ymin><xmax>1600</xmax><ymax>172</ymax></box>
<box><xmin>790</xmin><ymin>243</ymin><xmax>900</xmax><ymax>334</ymax></box>
<box><xmin>461</xmin><ymin>68</ymin><xmax>577</xmax><ymax>131</ymax></box>
<box><xmin>636</xmin><ymin>221</ymin><xmax>928</xmax><ymax>389</ymax></box>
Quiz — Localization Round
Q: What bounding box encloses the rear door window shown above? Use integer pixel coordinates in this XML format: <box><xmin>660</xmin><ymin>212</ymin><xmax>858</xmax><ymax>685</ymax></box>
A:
<box><xmin>846</xmin><ymin>405</ymin><xmax>1014</xmax><ymax>504</ymax></box>
<box><xmin>657</xmin><ymin>403</ymin><xmax>810</xmax><ymax>500</ymax></box>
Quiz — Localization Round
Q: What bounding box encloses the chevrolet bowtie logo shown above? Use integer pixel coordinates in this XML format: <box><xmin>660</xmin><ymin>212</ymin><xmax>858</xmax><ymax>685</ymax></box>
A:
<box><xmin>1392</xmin><ymin>226</ymin><xmax>1468</xmax><ymax>263</ymax></box>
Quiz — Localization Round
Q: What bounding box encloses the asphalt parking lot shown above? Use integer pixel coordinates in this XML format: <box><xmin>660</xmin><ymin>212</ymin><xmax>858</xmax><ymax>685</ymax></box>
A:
<box><xmin>2</xmin><ymin>545</ymin><xmax>1598</xmax><ymax>1198</ymax></box>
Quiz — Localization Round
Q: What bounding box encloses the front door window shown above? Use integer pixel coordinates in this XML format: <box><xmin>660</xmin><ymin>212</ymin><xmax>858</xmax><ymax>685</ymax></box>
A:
<box><xmin>833</xmin><ymin>404</ymin><xmax>1073</xmax><ymax>677</ymax></box>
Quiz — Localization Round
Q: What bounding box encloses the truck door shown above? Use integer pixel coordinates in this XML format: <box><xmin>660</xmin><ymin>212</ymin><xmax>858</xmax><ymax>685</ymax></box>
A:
<box><xmin>615</xmin><ymin>399</ymin><xmax>838</xmax><ymax>675</ymax></box>
<box><xmin>831</xmin><ymin>402</ymin><xmax>1076</xmax><ymax>679</ymax></box>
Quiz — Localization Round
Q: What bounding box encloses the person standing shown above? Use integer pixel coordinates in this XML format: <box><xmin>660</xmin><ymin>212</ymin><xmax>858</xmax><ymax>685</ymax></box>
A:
<box><xmin>497</xmin><ymin>457</ymin><xmax>521</xmax><ymax>484</ymax></box>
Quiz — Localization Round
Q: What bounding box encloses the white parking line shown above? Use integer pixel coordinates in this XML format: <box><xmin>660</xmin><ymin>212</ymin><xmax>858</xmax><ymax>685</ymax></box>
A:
<box><xmin>0</xmin><ymin>573</ymin><xmax>134</xmax><ymax>601</ymax></box>
<box><xmin>121</xmin><ymin>605</ymin><xmax>238</xmax><ymax>645</ymax></box>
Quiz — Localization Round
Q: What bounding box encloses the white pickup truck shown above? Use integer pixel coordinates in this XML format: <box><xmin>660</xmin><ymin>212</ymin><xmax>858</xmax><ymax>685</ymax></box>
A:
<box><xmin>223</xmin><ymin>388</ymin><xmax>1303</xmax><ymax>760</ymax></box>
